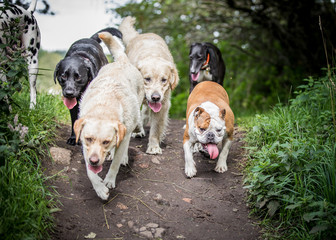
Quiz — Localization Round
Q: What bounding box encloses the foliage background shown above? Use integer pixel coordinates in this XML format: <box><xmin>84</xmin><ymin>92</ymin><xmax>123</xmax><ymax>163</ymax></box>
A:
<box><xmin>107</xmin><ymin>0</ymin><xmax>336</xmax><ymax>118</ymax></box>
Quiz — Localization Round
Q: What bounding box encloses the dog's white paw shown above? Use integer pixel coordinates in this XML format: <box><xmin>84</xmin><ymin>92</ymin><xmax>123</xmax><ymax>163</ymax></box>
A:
<box><xmin>132</xmin><ymin>131</ymin><xmax>145</xmax><ymax>138</ymax></box>
<box><xmin>214</xmin><ymin>164</ymin><xmax>228</xmax><ymax>173</ymax></box>
<box><xmin>193</xmin><ymin>143</ymin><xmax>202</xmax><ymax>153</ymax></box>
<box><xmin>104</xmin><ymin>177</ymin><xmax>116</xmax><ymax>189</ymax></box>
<box><xmin>95</xmin><ymin>183</ymin><xmax>110</xmax><ymax>200</ymax></box>
<box><xmin>146</xmin><ymin>145</ymin><xmax>162</xmax><ymax>155</ymax></box>
<box><xmin>185</xmin><ymin>165</ymin><xmax>197</xmax><ymax>178</ymax></box>
<box><xmin>121</xmin><ymin>155</ymin><xmax>128</xmax><ymax>166</ymax></box>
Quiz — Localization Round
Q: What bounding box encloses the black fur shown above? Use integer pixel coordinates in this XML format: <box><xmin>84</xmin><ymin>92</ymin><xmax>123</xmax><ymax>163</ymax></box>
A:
<box><xmin>189</xmin><ymin>42</ymin><xmax>225</xmax><ymax>93</ymax></box>
<box><xmin>54</xmin><ymin>27</ymin><xmax>122</xmax><ymax>145</ymax></box>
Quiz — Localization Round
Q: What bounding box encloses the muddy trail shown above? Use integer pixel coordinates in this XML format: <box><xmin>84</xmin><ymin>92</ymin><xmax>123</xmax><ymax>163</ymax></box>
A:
<box><xmin>43</xmin><ymin>119</ymin><xmax>260</xmax><ymax>240</ymax></box>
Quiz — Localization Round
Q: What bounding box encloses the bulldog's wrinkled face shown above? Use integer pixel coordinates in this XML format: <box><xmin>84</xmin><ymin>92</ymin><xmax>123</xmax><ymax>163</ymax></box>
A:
<box><xmin>193</xmin><ymin>102</ymin><xmax>226</xmax><ymax>159</ymax></box>
<box><xmin>74</xmin><ymin>118</ymin><xmax>126</xmax><ymax>174</ymax></box>
<box><xmin>193</xmin><ymin>102</ymin><xmax>226</xmax><ymax>144</ymax></box>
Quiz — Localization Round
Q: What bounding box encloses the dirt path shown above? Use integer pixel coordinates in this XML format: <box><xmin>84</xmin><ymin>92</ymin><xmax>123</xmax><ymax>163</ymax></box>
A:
<box><xmin>44</xmin><ymin>119</ymin><xmax>260</xmax><ymax>240</ymax></box>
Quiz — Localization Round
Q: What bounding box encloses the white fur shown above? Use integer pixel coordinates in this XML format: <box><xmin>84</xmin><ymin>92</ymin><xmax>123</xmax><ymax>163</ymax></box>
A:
<box><xmin>184</xmin><ymin>102</ymin><xmax>229</xmax><ymax>178</ymax></box>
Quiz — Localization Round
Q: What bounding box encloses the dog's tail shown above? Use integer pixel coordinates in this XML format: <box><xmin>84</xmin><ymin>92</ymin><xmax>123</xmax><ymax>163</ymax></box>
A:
<box><xmin>118</xmin><ymin>16</ymin><xmax>139</xmax><ymax>46</ymax></box>
<box><xmin>90</xmin><ymin>27</ymin><xmax>123</xmax><ymax>44</ymax></box>
<box><xmin>99</xmin><ymin>32</ymin><xmax>127</xmax><ymax>62</ymax></box>
<box><xmin>27</xmin><ymin>0</ymin><xmax>37</xmax><ymax>13</ymax></box>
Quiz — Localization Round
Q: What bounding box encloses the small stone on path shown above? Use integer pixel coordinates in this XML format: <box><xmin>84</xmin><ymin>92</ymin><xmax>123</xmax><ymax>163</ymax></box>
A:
<box><xmin>50</xmin><ymin>147</ymin><xmax>71</xmax><ymax>165</ymax></box>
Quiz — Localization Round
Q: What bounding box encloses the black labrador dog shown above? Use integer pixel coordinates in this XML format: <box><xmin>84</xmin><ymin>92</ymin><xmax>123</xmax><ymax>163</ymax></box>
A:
<box><xmin>189</xmin><ymin>42</ymin><xmax>226</xmax><ymax>93</ymax></box>
<box><xmin>54</xmin><ymin>27</ymin><xmax>122</xmax><ymax>145</ymax></box>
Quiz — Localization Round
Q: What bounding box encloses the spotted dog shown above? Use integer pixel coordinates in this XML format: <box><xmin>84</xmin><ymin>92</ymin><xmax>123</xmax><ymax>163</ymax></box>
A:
<box><xmin>0</xmin><ymin>0</ymin><xmax>40</xmax><ymax>108</ymax></box>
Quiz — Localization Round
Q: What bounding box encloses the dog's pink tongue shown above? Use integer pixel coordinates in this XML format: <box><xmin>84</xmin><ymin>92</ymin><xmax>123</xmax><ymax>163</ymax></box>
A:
<box><xmin>207</xmin><ymin>143</ymin><xmax>219</xmax><ymax>159</ymax></box>
<box><xmin>191</xmin><ymin>72</ymin><xmax>200</xmax><ymax>81</ymax></box>
<box><xmin>148</xmin><ymin>102</ymin><xmax>162</xmax><ymax>113</ymax></box>
<box><xmin>63</xmin><ymin>97</ymin><xmax>77</xmax><ymax>110</ymax></box>
<box><xmin>88</xmin><ymin>165</ymin><xmax>103</xmax><ymax>174</ymax></box>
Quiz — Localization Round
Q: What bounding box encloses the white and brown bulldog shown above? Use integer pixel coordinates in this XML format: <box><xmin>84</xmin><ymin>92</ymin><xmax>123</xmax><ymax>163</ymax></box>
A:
<box><xmin>183</xmin><ymin>81</ymin><xmax>234</xmax><ymax>178</ymax></box>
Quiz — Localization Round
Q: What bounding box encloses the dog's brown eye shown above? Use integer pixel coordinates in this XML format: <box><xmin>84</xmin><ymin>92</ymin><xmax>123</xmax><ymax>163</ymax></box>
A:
<box><xmin>161</xmin><ymin>78</ymin><xmax>167</xmax><ymax>83</ymax></box>
<box><xmin>102</xmin><ymin>140</ymin><xmax>110</xmax><ymax>145</ymax></box>
<box><xmin>216</xmin><ymin>129</ymin><xmax>222</xmax><ymax>133</ymax></box>
<box><xmin>85</xmin><ymin>137</ymin><xmax>93</xmax><ymax>143</ymax></box>
<box><xmin>199</xmin><ymin>128</ymin><xmax>206</xmax><ymax>132</ymax></box>
<box><xmin>144</xmin><ymin>77</ymin><xmax>151</xmax><ymax>82</ymax></box>
<box><xmin>74</xmin><ymin>74</ymin><xmax>81</xmax><ymax>81</ymax></box>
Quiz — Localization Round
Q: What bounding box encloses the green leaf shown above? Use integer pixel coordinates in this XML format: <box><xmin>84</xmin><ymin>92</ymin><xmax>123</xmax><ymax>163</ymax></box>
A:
<box><xmin>267</xmin><ymin>200</ymin><xmax>280</xmax><ymax>217</ymax></box>
<box><xmin>285</xmin><ymin>203</ymin><xmax>301</xmax><ymax>210</ymax></box>
<box><xmin>309</xmin><ymin>224</ymin><xmax>329</xmax><ymax>234</ymax></box>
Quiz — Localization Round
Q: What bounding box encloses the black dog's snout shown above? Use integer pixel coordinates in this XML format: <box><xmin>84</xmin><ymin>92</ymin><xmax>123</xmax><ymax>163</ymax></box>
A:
<box><xmin>207</xmin><ymin>132</ymin><xmax>215</xmax><ymax>142</ymax></box>
<box><xmin>64</xmin><ymin>88</ymin><xmax>75</xmax><ymax>97</ymax></box>
<box><xmin>151</xmin><ymin>93</ymin><xmax>161</xmax><ymax>102</ymax></box>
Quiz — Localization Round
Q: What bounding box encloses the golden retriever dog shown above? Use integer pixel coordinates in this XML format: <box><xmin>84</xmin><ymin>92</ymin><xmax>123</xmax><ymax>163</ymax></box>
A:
<box><xmin>119</xmin><ymin>16</ymin><xmax>179</xmax><ymax>155</ymax></box>
<box><xmin>74</xmin><ymin>32</ymin><xmax>144</xmax><ymax>200</ymax></box>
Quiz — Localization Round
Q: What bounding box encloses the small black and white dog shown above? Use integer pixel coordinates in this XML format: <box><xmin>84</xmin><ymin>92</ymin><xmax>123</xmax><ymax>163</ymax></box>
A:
<box><xmin>54</xmin><ymin>27</ymin><xmax>122</xmax><ymax>145</ymax></box>
<box><xmin>189</xmin><ymin>42</ymin><xmax>226</xmax><ymax>93</ymax></box>
<box><xmin>0</xmin><ymin>0</ymin><xmax>40</xmax><ymax>108</ymax></box>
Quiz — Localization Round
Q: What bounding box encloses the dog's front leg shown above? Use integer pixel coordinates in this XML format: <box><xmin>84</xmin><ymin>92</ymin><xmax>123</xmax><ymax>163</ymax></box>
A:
<box><xmin>215</xmin><ymin>138</ymin><xmax>232</xmax><ymax>173</ymax></box>
<box><xmin>184</xmin><ymin>140</ymin><xmax>197</xmax><ymax>178</ymax></box>
<box><xmin>85</xmin><ymin>162</ymin><xmax>109</xmax><ymax>200</ymax></box>
<box><xmin>67</xmin><ymin>103</ymin><xmax>79</xmax><ymax>145</ymax></box>
<box><xmin>146</xmin><ymin>103</ymin><xmax>169</xmax><ymax>155</ymax></box>
<box><xmin>104</xmin><ymin>133</ymin><xmax>131</xmax><ymax>188</ymax></box>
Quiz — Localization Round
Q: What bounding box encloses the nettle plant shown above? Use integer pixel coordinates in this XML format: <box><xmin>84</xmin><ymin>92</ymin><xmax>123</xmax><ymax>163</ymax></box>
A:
<box><xmin>0</xmin><ymin>4</ymin><xmax>30</xmax><ymax>165</ymax></box>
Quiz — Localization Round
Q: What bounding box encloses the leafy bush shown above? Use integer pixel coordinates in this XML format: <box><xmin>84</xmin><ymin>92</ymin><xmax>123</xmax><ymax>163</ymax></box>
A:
<box><xmin>244</xmin><ymin>72</ymin><xmax>336</xmax><ymax>239</ymax></box>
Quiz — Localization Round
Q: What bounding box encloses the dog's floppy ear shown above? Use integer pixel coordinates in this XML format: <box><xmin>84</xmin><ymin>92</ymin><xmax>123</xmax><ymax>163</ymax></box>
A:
<box><xmin>194</xmin><ymin>107</ymin><xmax>204</xmax><ymax>120</ymax></box>
<box><xmin>116</xmin><ymin>121</ymin><xmax>127</xmax><ymax>148</ymax></box>
<box><xmin>220</xmin><ymin>108</ymin><xmax>226</xmax><ymax>120</ymax></box>
<box><xmin>169</xmin><ymin>63</ymin><xmax>179</xmax><ymax>90</ymax></box>
<box><xmin>74</xmin><ymin>118</ymin><xmax>86</xmax><ymax>143</ymax></box>
<box><xmin>53</xmin><ymin>62</ymin><xmax>60</xmax><ymax>84</ymax></box>
<box><xmin>83</xmin><ymin>59</ymin><xmax>96</xmax><ymax>81</ymax></box>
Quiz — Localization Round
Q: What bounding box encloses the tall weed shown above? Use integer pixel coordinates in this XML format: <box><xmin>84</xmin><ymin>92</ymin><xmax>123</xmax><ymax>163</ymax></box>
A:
<box><xmin>244</xmin><ymin>72</ymin><xmax>336</xmax><ymax>239</ymax></box>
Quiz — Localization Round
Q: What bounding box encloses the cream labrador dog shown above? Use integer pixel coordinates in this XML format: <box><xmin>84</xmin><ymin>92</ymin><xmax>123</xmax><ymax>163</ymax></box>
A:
<box><xmin>119</xmin><ymin>16</ymin><xmax>179</xmax><ymax>155</ymax></box>
<box><xmin>74</xmin><ymin>32</ymin><xmax>144</xmax><ymax>200</ymax></box>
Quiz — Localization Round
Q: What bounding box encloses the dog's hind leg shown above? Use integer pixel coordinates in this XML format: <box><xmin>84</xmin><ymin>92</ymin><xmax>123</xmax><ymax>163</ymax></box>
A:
<box><xmin>27</xmin><ymin>57</ymin><xmax>38</xmax><ymax>109</ymax></box>
<box><xmin>23</xmin><ymin>24</ymin><xmax>40</xmax><ymax>109</ymax></box>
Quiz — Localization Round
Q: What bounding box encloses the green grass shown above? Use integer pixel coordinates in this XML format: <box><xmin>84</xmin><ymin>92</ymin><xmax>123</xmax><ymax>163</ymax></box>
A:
<box><xmin>0</xmin><ymin>84</ymin><xmax>68</xmax><ymax>240</ymax></box>
<box><xmin>242</xmin><ymin>73</ymin><xmax>336</xmax><ymax>239</ymax></box>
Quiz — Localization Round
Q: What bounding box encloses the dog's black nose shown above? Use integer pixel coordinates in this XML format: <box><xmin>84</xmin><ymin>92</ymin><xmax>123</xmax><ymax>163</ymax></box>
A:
<box><xmin>151</xmin><ymin>93</ymin><xmax>161</xmax><ymax>102</ymax></box>
<box><xmin>64</xmin><ymin>88</ymin><xmax>75</xmax><ymax>97</ymax></box>
<box><xmin>207</xmin><ymin>132</ymin><xmax>215</xmax><ymax>142</ymax></box>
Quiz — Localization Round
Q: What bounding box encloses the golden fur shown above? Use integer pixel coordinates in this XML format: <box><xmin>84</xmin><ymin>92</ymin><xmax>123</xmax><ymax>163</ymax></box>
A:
<box><xmin>119</xmin><ymin>16</ymin><xmax>179</xmax><ymax>155</ymax></box>
<box><xmin>74</xmin><ymin>32</ymin><xmax>144</xmax><ymax>200</ymax></box>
